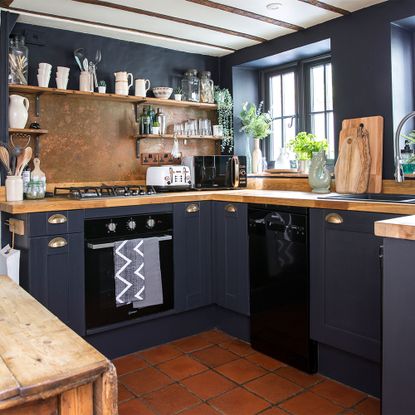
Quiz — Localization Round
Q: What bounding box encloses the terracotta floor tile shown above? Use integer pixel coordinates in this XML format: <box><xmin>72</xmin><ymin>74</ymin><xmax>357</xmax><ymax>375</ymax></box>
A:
<box><xmin>200</xmin><ymin>329</ymin><xmax>234</xmax><ymax>344</ymax></box>
<box><xmin>259</xmin><ymin>408</ymin><xmax>289</xmax><ymax>415</ymax></box>
<box><xmin>354</xmin><ymin>397</ymin><xmax>380</xmax><ymax>415</ymax></box>
<box><xmin>246</xmin><ymin>352</ymin><xmax>286</xmax><ymax>371</ymax></box>
<box><xmin>157</xmin><ymin>355</ymin><xmax>207</xmax><ymax>380</ymax></box>
<box><xmin>172</xmin><ymin>334</ymin><xmax>213</xmax><ymax>352</ymax></box>
<box><xmin>181</xmin><ymin>370</ymin><xmax>236</xmax><ymax>400</ymax></box>
<box><xmin>143</xmin><ymin>383</ymin><xmax>200</xmax><ymax>415</ymax></box>
<box><xmin>280</xmin><ymin>391</ymin><xmax>343</xmax><ymax>415</ymax></box>
<box><xmin>192</xmin><ymin>345</ymin><xmax>239</xmax><ymax>367</ymax></box>
<box><xmin>138</xmin><ymin>344</ymin><xmax>183</xmax><ymax>365</ymax></box>
<box><xmin>179</xmin><ymin>403</ymin><xmax>221</xmax><ymax>414</ymax></box>
<box><xmin>209</xmin><ymin>387</ymin><xmax>270</xmax><ymax>415</ymax></box>
<box><xmin>118</xmin><ymin>398</ymin><xmax>155</xmax><ymax>415</ymax></box>
<box><xmin>216</xmin><ymin>358</ymin><xmax>267</xmax><ymax>384</ymax></box>
<box><xmin>220</xmin><ymin>339</ymin><xmax>255</xmax><ymax>356</ymax></box>
<box><xmin>311</xmin><ymin>379</ymin><xmax>367</xmax><ymax>408</ymax></box>
<box><xmin>118</xmin><ymin>383</ymin><xmax>134</xmax><ymax>402</ymax></box>
<box><xmin>245</xmin><ymin>373</ymin><xmax>303</xmax><ymax>404</ymax></box>
<box><xmin>113</xmin><ymin>354</ymin><xmax>147</xmax><ymax>376</ymax></box>
<box><xmin>276</xmin><ymin>366</ymin><xmax>323</xmax><ymax>388</ymax></box>
<box><xmin>120</xmin><ymin>366</ymin><xmax>173</xmax><ymax>395</ymax></box>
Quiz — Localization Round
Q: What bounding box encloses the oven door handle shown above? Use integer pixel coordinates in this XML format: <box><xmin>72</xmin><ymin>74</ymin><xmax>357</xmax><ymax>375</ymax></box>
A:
<box><xmin>87</xmin><ymin>235</ymin><xmax>172</xmax><ymax>250</ymax></box>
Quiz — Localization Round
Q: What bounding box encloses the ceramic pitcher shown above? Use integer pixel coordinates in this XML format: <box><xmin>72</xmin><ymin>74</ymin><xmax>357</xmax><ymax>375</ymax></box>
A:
<box><xmin>9</xmin><ymin>94</ymin><xmax>29</xmax><ymax>129</ymax></box>
<box><xmin>134</xmin><ymin>79</ymin><xmax>150</xmax><ymax>97</ymax></box>
<box><xmin>114</xmin><ymin>72</ymin><xmax>133</xmax><ymax>96</ymax></box>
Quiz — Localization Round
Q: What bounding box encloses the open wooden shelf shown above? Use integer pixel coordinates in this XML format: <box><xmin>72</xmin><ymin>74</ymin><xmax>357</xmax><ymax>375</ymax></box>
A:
<box><xmin>9</xmin><ymin>128</ymin><xmax>48</xmax><ymax>135</ymax></box>
<box><xmin>137</xmin><ymin>134</ymin><xmax>222</xmax><ymax>141</ymax></box>
<box><xmin>9</xmin><ymin>84</ymin><xmax>217</xmax><ymax>110</ymax></box>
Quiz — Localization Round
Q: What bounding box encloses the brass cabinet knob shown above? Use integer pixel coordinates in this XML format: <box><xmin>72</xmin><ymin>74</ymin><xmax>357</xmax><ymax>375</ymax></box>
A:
<box><xmin>325</xmin><ymin>213</ymin><xmax>344</xmax><ymax>224</ymax></box>
<box><xmin>48</xmin><ymin>214</ymin><xmax>67</xmax><ymax>224</ymax></box>
<box><xmin>186</xmin><ymin>203</ymin><xmax>200</xmax><ymax>213</ymax></box>
<box><xmin>225</xmin><ymin>204</ymin><xmax>237</xmax><ymax>213</ymax></box>
<box><xmin>48</xmin><ymin>237</ymin><xmax>68</xmax><ymax>249</ymax></box>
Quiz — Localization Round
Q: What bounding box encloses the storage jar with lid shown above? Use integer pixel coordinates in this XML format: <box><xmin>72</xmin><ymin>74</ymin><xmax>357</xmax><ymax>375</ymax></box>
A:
<box><xmin>26</xmin><ymin>180</ymin><xmax>46</xmax><ymax>200</ymax></box>
<box><xmin>9</xmin><ymin>35</ymin><xmax>29</xmax><ymax>85</ymax></box>
<box><xmin>181</xmin><ymin>69</ymin><xmax>200</xmax><ymax>102</ymax></box>
<box><xmin>200</xmin><ymin>71</ymin><xmax>214</xmax><ymax>103</ymax></box>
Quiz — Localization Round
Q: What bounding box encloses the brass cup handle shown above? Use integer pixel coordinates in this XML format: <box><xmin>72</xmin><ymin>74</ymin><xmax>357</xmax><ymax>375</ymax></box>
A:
<box><xmin>48</xmin><ymin>214</ymin><xmax>67</xmax><ymax>224</ymax></box>
<box><xmin>186</xmin><ymin>203</ymin><xmax>200</xmax><ymax>213</ymax></box>
<box><xmin>325</xmin><ymin>213</ymin><xmax>343</xmax><ymax>224</ymax></box>
<box><xmin>225</xmin><ymin>204</ymin><xmax>237</xmax><ymax>213</ymax></box>
<box><xmin>48</xmin><ymin>237</ymin><xmax>68</xmax><ymax>249</ymax></box>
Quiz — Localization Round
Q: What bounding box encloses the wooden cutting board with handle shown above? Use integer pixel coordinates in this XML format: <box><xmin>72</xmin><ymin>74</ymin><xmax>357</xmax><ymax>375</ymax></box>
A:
<box><xmin>342</xmin><ymin>116</ymin><xmax>383</xmax><ymax>193</ymax></box>
<box><xmin>335</xmin><ymin>127</ymin><xmax>371</xmax><ymax>194</ymax></box>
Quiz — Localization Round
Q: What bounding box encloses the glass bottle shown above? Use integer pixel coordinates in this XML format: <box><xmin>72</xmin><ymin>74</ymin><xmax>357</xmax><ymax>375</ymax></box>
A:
<box><xmin>181</xmin><ymin>69</ymin><xmax>200</xmax><ymax>102</ymax></box>
<box><xmin>200</xmin><ymin>71</ymin><xmax>214</xmax><ymax>103</ymax></box>
<box><xmin>140</xmin><ymin>107</ymin><xmax>150</xmax><ymax>135</ymax></box>
<box><xmin>148</xmin><ymin>106</ymin><xmax>155</xmax><ymax>134</ymax></box>
<box><xmin>9</xmin><ymin>35</ymin><xmax>29</xmax><ymax>85</ymax></box>
<box><xmin>155</xmin><ymin>108</ymin><xmax>167</xmax><ymax>135</ymax></box>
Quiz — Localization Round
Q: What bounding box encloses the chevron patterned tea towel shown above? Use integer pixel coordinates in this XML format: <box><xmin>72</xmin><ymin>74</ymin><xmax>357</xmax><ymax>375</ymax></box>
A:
<box><xmin>114</xmin><ymin>238</ymin><xmax>147</xmax><ymax>306</ymax></box>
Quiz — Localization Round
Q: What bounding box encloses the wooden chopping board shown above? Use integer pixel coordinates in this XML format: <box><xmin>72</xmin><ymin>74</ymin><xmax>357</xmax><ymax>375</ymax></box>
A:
<box><xmin>335</xmin><ymin>127</ymin><xmax>371</xmax><ymax>194</ymax></box>
<box><xmin>341</xmin><ymin>116</ymin><xmax>384</xmax><ymax>193</ymax></box>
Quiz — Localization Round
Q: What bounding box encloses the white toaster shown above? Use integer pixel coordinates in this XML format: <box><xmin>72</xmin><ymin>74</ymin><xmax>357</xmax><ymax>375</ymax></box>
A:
<box><xmin>146</xmin><ymin>165</ymin><xmax>192</xmax><ymax>191</ymax></box>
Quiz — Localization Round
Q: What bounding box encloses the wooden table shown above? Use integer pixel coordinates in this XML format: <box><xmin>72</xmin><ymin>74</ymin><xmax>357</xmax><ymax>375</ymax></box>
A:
<box><xmin>0</xmin><ymin>275</ymin><xmax>117</xmax><ymax>414</ymax></box>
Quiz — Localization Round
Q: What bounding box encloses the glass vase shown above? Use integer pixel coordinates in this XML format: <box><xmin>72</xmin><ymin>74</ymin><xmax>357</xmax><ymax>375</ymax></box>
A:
<box><xmin>308</xmin><ymin>150</ymin><xmax>331</xmax><ymax>193</ymax></box>
<box><xmin>9</xmin><ymin>35</ymin><xmax>28</xmax><ymax>85</ymax></box>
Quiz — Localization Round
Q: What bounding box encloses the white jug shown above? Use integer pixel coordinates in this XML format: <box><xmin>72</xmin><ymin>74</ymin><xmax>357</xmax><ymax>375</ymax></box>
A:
<box><xmin>9</xmin><ymin>94</ymin><xmax>29</xmax><ymax>129</ymax></box>
<box><xmin>135</xmin><ymin>79</ymin><xmax>151</xmax><ymax>97</ymax></box>
<box><xmin>114</xmin><ymin>72</ymin><xmax>133</xmax><ymax>96</ymax></box>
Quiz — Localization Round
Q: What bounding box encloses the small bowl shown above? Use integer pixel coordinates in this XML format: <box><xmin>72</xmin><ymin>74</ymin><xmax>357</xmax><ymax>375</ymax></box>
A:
<box><xmin>153</xmin><ymin>87</ymin><xmax>173</xmax><ymax>100</ymax></box>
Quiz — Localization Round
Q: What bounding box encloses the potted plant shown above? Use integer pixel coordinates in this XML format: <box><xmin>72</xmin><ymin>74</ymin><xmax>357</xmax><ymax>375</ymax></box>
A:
<box><xmin>288</xmin><ymin>131</ymin><xmax>328</xmax><ymax>173</ymax></box>
<box><xmin>239</xmin><ymin>101</ymin><xmax>271</xmax><ymax>173</ymax></box>
<box><xmin>152</xmin><ymin>120</ymin><xmax>160</xmax><ymax>135</ymax></box>
<box><xmin>98</xmin><ymin>80</ymin><xmax>106</xmax><ymax>94</ymax></box>
<box><xmin>214</xmin><ymin>87</ymin><xmax>233</xmax><ymax>153</ymax></box>
<box><xmin>173</xmin><ymin>87</ymin><xmax>183</xmax><ymax>101</ymax></box>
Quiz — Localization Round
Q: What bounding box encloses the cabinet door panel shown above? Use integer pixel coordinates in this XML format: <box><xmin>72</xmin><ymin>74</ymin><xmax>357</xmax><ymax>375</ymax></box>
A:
<box><xmin>310</xmin><ymin>209</ymin><xmax>397</xmax><ymax>363</ymax></box>
<box><xmin>28</xmin><ymin>233</ymin><xmax>85</xmax><ymax>334</ymax></box>
<box><xmin>173</xmin><ymin>202</ymin><xmax>212</xmax><ymax>311</ymax></box>
<box><xmin>214</xmin><ymin>202</ymin><xmax>249</xmax><ymax>315</ymax></box>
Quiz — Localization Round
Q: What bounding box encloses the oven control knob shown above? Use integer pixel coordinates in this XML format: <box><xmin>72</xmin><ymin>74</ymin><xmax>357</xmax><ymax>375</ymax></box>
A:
<box><xmin>106</xmin><ymin>221</ymin><xmax>117</xmax><ymax>233</ymax></box>
<box><xmin>146</xmin><ymin>218</ymin><xmax>156</xmax><ymax>229</ymax></box>
<box><xmin>127</xmin><ymin>219</ymin><xmax>136</xmax><ymax>231</ymax></box>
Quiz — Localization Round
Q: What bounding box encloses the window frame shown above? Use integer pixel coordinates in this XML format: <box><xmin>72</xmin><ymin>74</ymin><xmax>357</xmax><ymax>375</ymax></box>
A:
<box><xmin>261</xmin><ymin>54</ymin><xmax>333</xmax><ymax>162</ymax></box>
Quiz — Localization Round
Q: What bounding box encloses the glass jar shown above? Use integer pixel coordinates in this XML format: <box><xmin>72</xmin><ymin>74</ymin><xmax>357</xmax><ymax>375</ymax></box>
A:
<box><xmin>200</xmin><ymin>71</ymin><xmax>214</xmax><ymax>103</ymax></box>
<box><xmin>181</xmin><ymin>69</ymin><xmax>200</xmax><ymax>102</ymax></box>
<box><xmin>26</xmin><ymin>180</ymin><xmax>45</xmax><ymax>200</ymax></box>
<box><xmin>9</xmin><ymin>35</ymin><xmax>29</xmax><ymax>85</ymax></box>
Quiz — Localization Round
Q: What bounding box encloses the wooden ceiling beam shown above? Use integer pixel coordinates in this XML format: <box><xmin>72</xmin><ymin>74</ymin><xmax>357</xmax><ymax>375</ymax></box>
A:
<box><xmin>7</xmin><ymin>7</ymin><xmax>236</xmax><ymax>52</ymax></box>
<box><xmin>297</xmin><ymin>0</ymin><xmax>350</xmax><ymax>15</ymax></box>
<box><xmin>185</xmin><ymin>0</ymin><xmax>304</xmax><ymax>31</ymax></box>
<box><xmin>69</xmin><ymin>0</ymin><xmax>265</xmax><ymax>43</ymax></box>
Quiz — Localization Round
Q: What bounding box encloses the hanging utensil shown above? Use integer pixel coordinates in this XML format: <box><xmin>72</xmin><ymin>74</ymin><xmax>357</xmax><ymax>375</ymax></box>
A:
<box><xmin>9</xmin><ymin>133</ymin><xmax>30</xmax><ymax>175</ymax></box>
<box><xmin>74</xmin><ymin>48</ymin><xmax>86</xmax><ymax>71</ymax></box>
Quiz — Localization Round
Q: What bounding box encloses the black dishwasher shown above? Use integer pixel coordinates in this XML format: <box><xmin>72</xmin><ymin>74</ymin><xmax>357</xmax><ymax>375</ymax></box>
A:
<box><xmin>248</xmin><ymin>204</ymin><xmax>317</xmax><ymax>373</ymax></box>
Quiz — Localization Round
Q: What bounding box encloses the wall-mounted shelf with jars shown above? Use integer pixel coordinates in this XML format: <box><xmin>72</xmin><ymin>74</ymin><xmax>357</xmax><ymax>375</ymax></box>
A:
<box><xmin>136</xmin><ymin>134</ymin><xmax>222</xmax><ymax>141</ymax></box>
<box><xmin>9</xmin><ymin>84</ymin><xmax>217</xmax><ymax>110</ymax></box>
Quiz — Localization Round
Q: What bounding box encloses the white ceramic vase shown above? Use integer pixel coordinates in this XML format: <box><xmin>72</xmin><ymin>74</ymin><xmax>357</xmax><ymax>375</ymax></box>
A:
<box><xmin>9</xmin><ymin>94</ymin><xmax>29</xmax><ymax>129</ymax></box>
<box><xmin>252</xmin><ymin>138</ymin><xmax>263</xmax><ymax>174</ymax></box>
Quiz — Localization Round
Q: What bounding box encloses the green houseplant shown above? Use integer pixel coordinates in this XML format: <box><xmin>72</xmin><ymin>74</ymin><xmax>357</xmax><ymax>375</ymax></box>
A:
<box><xmin>173</xmin><ymin>86</ymin><xmax>183</xmax><ymax>101</ymax></box>
<box><xmin>214</xmin><ymin>87</ymin><xmax>233</xmax><ymax>152</ymax></box>
<box><xmin>239</xmin><ymin>101</ymin><xmax>272</xmax><ymax>173</ymax></box>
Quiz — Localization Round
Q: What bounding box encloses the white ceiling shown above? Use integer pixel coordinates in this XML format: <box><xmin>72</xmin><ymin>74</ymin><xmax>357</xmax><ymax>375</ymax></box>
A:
<box><xmin>3</xmin><ymin>0</ymin><xmax>388</xmax><ymax>57</ymax></box>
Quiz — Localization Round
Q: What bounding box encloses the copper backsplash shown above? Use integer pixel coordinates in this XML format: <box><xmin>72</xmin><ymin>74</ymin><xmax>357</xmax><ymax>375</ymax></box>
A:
<box><xmin>17</xmin><ymin>94</ymin><xmax>219</xmax><ymax>183</ymax></box>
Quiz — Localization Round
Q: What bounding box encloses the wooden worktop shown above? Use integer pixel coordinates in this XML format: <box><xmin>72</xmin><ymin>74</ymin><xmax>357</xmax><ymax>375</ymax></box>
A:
<box><xmin>3</xmin><ymin>189</ymin><xmax>415</xmax><ymax>215</ymax></box>
<box><xmin>0</xmin><ymin>275</ymin><xmax>117</xmax><ymax>414</ymax></box>
<box><xmin>375</xmin><ymin>215</ymin><xmax>415</xmax><ymax>241</ymax></box>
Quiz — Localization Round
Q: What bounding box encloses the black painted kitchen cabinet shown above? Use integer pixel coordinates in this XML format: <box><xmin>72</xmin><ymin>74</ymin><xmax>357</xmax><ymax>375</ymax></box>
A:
<box><xmin>11</xmin><ymin>210</ymin><xmax>85</xmax><ymax>335</ymax></box>
<box><xmin>213</xmin><ymin>202</ymin><xmax>249</xmax><ymax>316</ymax></box>
<box><xmin>173</xmin><ymin>202</ymin><xmax>212</xmax><ymax>311</ymax></box>
<box><xmin>310</xmin><ymin>209</ymin><xmax>397</xmax><ymax>363</ymax></box>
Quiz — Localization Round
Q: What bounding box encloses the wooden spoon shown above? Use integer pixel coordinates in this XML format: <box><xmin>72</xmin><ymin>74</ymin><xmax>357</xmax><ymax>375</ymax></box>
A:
<box><xmin>0</xmin><ymin>146</ymin><xmax>11</xmax><ymax>175</ymax></box>
<box><xmin>16</xmin><ymin>147</ymin><xmax>32</xmax><ymax>176</ymax></box>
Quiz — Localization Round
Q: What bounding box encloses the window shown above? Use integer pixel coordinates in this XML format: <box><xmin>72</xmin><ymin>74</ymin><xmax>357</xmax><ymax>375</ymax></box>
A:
<box><xmin>264</xmin><ymin>56</ymin><xmax>334</xmax><ymax>161</ymax></box>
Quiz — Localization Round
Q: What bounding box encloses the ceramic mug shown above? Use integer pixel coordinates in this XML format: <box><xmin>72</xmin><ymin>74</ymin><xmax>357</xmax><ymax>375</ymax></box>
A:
<box><xmin>135</xmin><ymin>79</ymin><xmax>151</xmax><ymax>97</ymax></box>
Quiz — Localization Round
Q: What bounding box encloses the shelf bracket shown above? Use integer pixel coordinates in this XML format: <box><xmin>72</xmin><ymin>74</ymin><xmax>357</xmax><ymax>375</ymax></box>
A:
<box><xmin>35</xmin><ymin>93</ymin><xmax>41</xmax><ymax>117</ymax></box>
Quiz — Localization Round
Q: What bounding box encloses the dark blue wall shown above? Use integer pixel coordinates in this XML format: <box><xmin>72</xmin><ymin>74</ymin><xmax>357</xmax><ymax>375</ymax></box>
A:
<box><xmin>221</xmin><ymin>0</ymin><xmax>415</xmax><ymax>179</ymax></box>
<box><xmin>12</xmin><ymin>23</ymin><xmax>220</xmax><ymax>94</ymax></box>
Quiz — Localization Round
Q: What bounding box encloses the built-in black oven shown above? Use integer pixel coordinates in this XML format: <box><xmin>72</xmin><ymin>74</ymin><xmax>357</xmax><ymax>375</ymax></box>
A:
<box><xmin>84</xmin><ymin>213</ymin><xmax>174</xmax><ymax>330</ymax></box>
